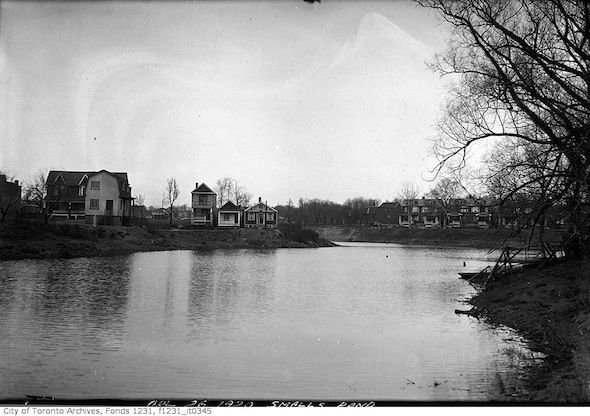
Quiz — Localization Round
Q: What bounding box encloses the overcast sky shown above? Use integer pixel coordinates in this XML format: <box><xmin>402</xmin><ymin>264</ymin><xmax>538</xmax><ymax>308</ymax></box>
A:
<box><xmin>1</xmin><ymin>0</ymin><xmax>451</xmax><ymax>207</ymax></box>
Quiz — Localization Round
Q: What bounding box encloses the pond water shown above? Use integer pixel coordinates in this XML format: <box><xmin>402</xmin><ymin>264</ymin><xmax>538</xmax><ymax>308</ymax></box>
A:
<box><xmin>0</xmin><ymin>243</ymin><xmax>533</xmax><ymax>401</ymax></box>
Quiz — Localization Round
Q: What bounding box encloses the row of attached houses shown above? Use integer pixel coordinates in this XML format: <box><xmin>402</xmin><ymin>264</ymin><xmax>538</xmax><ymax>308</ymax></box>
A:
<box><xmin>191</xmin><ymin>182</ymin><xmax>278</xmax><ymax>228</ymax></box>
<box><xmin>45</xmin><ymin>170</ymin><xmax>133</xmax><ymax>225</ymax></box>
<box><xmin>371</xmin><ymin>197</ymin><xmax>568</xmax><ymax>229</ymax></box>
<box><xmin>371</xmin><ymin>198</ymin><xmax>494</xmax><ymax>229</ymax></box>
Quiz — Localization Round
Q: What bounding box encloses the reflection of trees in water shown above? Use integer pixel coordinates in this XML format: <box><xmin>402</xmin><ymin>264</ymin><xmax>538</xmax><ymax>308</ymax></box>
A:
<box><xmin>2</xmin><ymin>257</ymin><xmax>132</xmax><ymax>342</ymax></box>
<box><xmin>475</xmin><ymin>325</ymin><xmax>542</xmax><ymax>401</ymax></box>
<box><xmin>186</xmin><ymin>250</ymin><xmax>276</xmax><ymax>335</ymax></box>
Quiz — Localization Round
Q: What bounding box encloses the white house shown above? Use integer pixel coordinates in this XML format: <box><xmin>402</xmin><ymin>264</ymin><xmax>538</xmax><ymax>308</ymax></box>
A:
<box><xmin>84</xmin><ymin>170</ymin><xmax>133</xmax><ymax>226</ymax></box>
<box><xmin>217</xmin><ymin>201</ymin><xmax>241</xmax><ymax>227</ymax></box>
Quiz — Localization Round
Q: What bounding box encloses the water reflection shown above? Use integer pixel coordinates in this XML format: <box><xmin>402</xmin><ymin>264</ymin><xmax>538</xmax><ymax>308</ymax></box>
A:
<box><xmin>0</xmin><ymin>245</ymin><xmax>533</xmax><ymax>401</ymax></box>
<box><xmin>0</xmin><ymin>257</ymin><xmax>131</xmax><ymax>398</ymax></box>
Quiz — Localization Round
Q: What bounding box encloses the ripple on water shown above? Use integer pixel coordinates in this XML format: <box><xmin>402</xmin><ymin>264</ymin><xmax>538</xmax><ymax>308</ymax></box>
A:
<box><xmin>0</xmin><ymin>246</ymin><xmax>535</xmax><ymax>401</ymax></box>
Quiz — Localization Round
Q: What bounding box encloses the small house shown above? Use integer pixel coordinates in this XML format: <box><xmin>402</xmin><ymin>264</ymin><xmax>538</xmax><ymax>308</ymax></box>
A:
<box><xmin>218</xmin><ymin>201</ymin><xmax>241</xmax><ymax>228</ymax></box>
<box><xmin>244</xmin><ymin>198</ymin><xmax>278</xmax><ymax>229</ymax></box>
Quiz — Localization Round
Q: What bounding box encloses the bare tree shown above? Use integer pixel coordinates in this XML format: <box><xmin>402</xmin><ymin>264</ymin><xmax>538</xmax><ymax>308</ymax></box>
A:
<box><xmin>419</xmin><ymin>0</ymin><xmax>590</xmax><ymax>253</ymax></box>
<box><xmin>399</xmin><ymin>182</ymin><xmax>419</xmax><ymax>228</ymax></box>
<box><xmin>23</xmin><ymin>169</ymin><xmax>58</xmax><ymax>224</ymax></box>
<box><xmin>164</xmin><ymin>178</ymin><xmax>180</xmax><ymax>225</ymax></box>
<box><xmin>427</xmin><ymin>177</ymin><xmax>461</xmax><ymax>229</ymax></box>
<box><xmin>233</xmin><ymin>180</ymin><xmax>252</xmax><ymax>208</ymax></box>
<box><xmin>215</xmin><ymin>177</ymin><xmax>252</xmax><ymax>208</ymax></box>
<box><xmin>135</xmin><ymin>193</ymin><xmax>145</xmax><ymax>207</ymax></box>
<box><xmin>215</xmin><ymin>177</ymin><xmax>233</xmax><ymax>208</ymax></box>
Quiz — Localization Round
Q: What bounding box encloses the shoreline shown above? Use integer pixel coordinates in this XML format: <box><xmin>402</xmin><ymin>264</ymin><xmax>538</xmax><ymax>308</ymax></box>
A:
<box><xmin>465</xmin><ymin>258</ymin><xmax>590</xmax><ymax>402</ymax></box>
<box><xmin>310</xmin><ymin>225</ymin><xmax>566</xmax><ymax>250</ymax></box>
<box><xmin>0</xmin><ymin>223</ymin><xmax>335</xmax><ymax>262</ymax></box>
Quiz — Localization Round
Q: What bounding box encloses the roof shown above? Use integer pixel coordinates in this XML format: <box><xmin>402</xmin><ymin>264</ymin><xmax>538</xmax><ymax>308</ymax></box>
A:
<box><xmin>379</xmin><ymin>202</ymin><xmax>400</xmax><ymax>208</ymax></box>
<box><xmin>245</xmin><ymin>202</ymin><xmax>278</xmax><ymax>212</ymax></box>
<box><xmin>87</xmin><ymin>170</ymin><xmax>132</xmax><ymax>199</ymax></box>
<box><xmin>192</xmin><ymin>183</ymin><xmax>216</xmax><ymax>194</ymax></box>
<box><xmin>46</xmin><ymin>171</ymin><xmax>93</xmax><ymax>187</ymax></box>
<box><xmin>47</xmin><ymin>170</ymin><xmax>128</xmax><ymax>187</ymax></box>
<box><xmin>219</xmin><ymin>201</ymin><xmax>240</xmax><ymax>211</ymax></box>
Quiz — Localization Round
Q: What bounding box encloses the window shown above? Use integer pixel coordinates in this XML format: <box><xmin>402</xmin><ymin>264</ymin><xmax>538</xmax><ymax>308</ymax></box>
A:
<box><xmin>223</xmin><ymin>214</ymin><xmax>232</xmax><ymax>222</ymax></box>
<box><xmin>266</xmin><ymin>213</ymin><xmax>274</xmax><ymax>221</ymax></box>
<box><xmin>199</xmin><ymin>195</ymin><xmax>208</xmax><ymax>205</ymax></box>
<box><xmin>90</xmin><ymin>181</ymin><xmax>100</xmax><ymax>190</ymax></box>
<box><xmin>90</xmin><ymin>199</ymin><xmax>99</xmax><ymax>210</ymax></box>
<box><xmin>247</xmin><ymin>212</ymin><xmax>255</xmax><ymax>221</ymax></box>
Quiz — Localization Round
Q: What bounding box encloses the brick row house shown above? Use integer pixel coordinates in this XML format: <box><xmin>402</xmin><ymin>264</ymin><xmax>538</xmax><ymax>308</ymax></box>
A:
<box><xmin>45</xmin><ymin>170</ymin><xmax>133</xmax><ymax>225</ymax></box>
<box><xmin>0</xmin><ymin>174</ymin><xmax>21</xmax><ymax>222</ymax></box>
<box><xmin>372</xmin><ymin>197</ymin><xmax>494</xmax><ymax>229</ymax></box>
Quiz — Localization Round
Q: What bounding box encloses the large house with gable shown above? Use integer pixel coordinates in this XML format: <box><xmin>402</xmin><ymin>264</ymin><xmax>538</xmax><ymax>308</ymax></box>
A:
<box><xmin>45</xmin><ymin>170</ymin><xmax>93</xmax><ymax>219</ymax></box>
<box><xmin>84</xmin><ymin>170</ymin><xmax>133</xmax><ymax>226</ymax></box>
<box><xmin>45</xmin><ymin>170</ymin><xmax>133</xmax><ymax>223</ymax></box>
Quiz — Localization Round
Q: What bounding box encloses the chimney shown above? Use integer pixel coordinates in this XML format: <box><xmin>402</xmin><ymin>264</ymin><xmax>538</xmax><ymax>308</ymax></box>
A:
<box><xmin>258</xmin><ymin>197</ymin><xmax>262</xmax><ymax>203</ymax></box>
<box><xmin>14</xmin><ymin>180</ymin><xmax>19</xmax><ymax>186</ymax></box>
<box><xmin>195</xmin><ymin>182</ymin><xmax>199</xmax><ymax>189</ymax></box>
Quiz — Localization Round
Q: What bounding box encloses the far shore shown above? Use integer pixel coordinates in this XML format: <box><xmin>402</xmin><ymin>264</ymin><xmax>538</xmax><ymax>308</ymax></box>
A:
<box><xmin>0</xmin><ymin>222</ymin><xmax>335</xmax><ymax>261</ymax></box>
<box><xmin>0</xmin><ymin>222</ymin><xmax>569</xmax><ymax>262</ymax></box>
<box><xmin>309</xmin><ymin>224</ymin><xmax>566</xmax><ymax>250</ymax></box>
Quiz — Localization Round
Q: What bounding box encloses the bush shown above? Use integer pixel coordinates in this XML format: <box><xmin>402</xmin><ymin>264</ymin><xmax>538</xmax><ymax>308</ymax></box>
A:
<box><xmin>279</xmin><ymin>223</ymin><xmax>320</xmax><ymax>244</ymax></box>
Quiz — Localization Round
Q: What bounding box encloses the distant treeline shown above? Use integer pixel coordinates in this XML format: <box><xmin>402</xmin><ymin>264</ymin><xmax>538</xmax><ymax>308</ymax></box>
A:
<box><xmin>274</xmin><ymin>197</ymin><xmax>381</xmax><ymax>226</ymax></box>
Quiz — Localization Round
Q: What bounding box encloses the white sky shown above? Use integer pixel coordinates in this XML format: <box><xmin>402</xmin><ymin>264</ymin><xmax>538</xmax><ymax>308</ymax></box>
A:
<box><xmin>0</xmin><ymin>0</ymin><xmax>451</xmax><ymax>207</ymax></box>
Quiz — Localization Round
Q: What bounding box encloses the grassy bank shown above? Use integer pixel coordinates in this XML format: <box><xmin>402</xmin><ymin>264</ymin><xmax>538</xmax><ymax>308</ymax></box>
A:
<box><xmin>310</xmin><ymin>225</ymin><xmax>566</xmax><ymax>249</ymax></box>
<box><xmin>467</xmin><ymin>259</ymin><xmax>590</xmax><ymax>402</ymax></box>
<box><xmin>0</xmin><ymin>222</ymin><xmax>334</xmax><ymax>261</ymax></box>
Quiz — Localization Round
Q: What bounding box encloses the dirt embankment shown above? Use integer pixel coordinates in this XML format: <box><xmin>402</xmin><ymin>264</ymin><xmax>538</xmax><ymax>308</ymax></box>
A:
<box><xmin>0</xmin><ymin>223</ymin><xmax>334</xmax><ymax>261</ymax></box>
<box><xmin>310</xmin><ymin>225</ymin><xmax>564</xmax><ymax>249</ymax></box>
<box><xmin>467</xmin><ymin>259</ymin><xmax>590</xmax><ymax>402</ymax></box>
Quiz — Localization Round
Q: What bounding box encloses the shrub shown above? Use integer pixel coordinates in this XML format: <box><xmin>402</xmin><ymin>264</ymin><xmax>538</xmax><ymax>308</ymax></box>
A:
<box><xmin>279</xmin><ymin>223</ymin><xmax>320</xmax><ymax>244</ymax></box>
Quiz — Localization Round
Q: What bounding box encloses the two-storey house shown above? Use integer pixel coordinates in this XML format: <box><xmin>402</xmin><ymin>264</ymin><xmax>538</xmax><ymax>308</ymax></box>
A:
<box><xmin>84</xmin><ymin>170</ymin><xmax>133</xmax><ymax>226</ymax></box>
<box><xmin>191</xmin><ymin>182</ymin><xmax>216</xmax><ymax>226</ymax></box>
<box><xmin>45</xmin><ymin>170</ymin><xmax>92</xmax><ymax>219</ymax></box>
